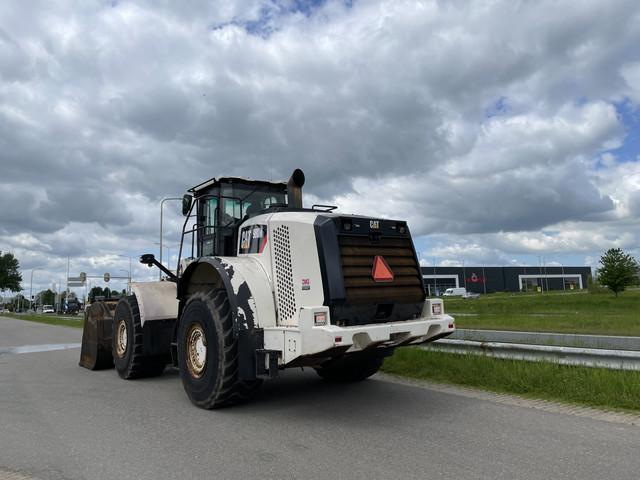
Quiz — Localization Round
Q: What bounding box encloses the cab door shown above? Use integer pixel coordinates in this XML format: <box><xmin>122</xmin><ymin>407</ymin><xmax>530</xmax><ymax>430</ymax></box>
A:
<box><xmin>198</xmin><ymin>196</ymin><xmax>219</xmax><ymax>257</ymax></box>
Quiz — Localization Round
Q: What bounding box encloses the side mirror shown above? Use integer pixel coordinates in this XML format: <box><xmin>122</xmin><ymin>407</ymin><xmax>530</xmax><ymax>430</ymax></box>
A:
<box><xmin>140</xmin><ymin>253</ymin><xmax>155</xmax><ymax>266</ymax></box>
<box><xmin>182</xmin><ymin>194</ymin><xmax>193</xmax><ymax>216</ymax></box>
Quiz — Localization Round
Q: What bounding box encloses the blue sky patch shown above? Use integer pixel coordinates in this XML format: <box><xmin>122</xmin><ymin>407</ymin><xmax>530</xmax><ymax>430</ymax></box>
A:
<box><xmin>485</xmin><ymin>96</ymin><xmax>509</xmax><ymax>118</ymax></box>
<box><xmin>210</xmin><ymin>0</ymin><xmax>353</xmax><ymax>38</ymax></box>
<box><xmin>608</xmin><ymin>100</ymin><xmax>640</xmax><ymax>163</ymax></box>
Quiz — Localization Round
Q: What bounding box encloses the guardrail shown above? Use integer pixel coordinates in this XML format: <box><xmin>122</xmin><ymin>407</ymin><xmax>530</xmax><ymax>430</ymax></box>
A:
<box><xmin>450</xmin><ymin>328</ymin><xmax>640</xmax><ymax>351</ymax></box>
<box><xmin>437</xmin><ymin>328</ymin><xmax>640</xmax><ymax>369</ymax></box>
<box><xmin>425</xmin><ymin>338</ymin><xmax>640</xmax><ymax>371</ymax></box>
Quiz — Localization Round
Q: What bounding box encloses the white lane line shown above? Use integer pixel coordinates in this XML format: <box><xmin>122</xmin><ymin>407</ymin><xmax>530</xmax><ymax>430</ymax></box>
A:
<box><xmin>0</xmin><ymin>343</ymin><xmax>81</xmax><ymax>355</ymax></box>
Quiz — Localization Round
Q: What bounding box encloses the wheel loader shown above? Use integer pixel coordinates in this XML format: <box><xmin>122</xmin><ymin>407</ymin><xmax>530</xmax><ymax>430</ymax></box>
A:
<box><xmin>80</xmin><ymin>169</ymin><xmax>455</xmax><ymax>408</ymax></box>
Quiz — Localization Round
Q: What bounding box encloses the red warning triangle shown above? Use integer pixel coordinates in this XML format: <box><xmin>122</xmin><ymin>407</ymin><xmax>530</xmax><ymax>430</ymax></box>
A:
<box><xmin>372</xmin><ymin>255</ymin><xmax>394</xmax><ymax>282</ymax></box>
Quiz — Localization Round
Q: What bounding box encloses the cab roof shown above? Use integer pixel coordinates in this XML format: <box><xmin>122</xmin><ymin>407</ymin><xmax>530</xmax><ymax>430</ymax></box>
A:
<box><xmin>188</xmin><ymin>176</ymin><xmax>287</xmax><ymax>195</ymax></box>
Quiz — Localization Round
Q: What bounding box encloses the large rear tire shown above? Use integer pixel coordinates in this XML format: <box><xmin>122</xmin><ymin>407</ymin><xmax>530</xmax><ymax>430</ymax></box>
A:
<box><xmin>315</xmin><ymin>352</ymin><xmax>385</xmax><ymax>382</ymax></box>
<box><xmin>177</xmin><ymin>290</ymin><xmax>262</xmax><ymax>409</ymax></box>
<box><xmin>112</xmin><ymin>295</ymin><xmax>166</xmax><ymax>379</ymax></box>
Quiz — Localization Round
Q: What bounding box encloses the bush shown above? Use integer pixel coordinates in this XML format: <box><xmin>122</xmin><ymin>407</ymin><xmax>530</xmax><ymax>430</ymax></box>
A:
<box><xmin>587</xmin><ymin>275</ymin><xmax>607</xmax><ymax>294</ymax></box>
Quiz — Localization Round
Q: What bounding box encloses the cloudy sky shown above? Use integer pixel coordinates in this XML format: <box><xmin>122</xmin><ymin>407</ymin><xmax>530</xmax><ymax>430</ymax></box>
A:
<box><xmin>1</xmin><ymin>0</ymin><xmax>639</xmax><ymax>297</ymax></box>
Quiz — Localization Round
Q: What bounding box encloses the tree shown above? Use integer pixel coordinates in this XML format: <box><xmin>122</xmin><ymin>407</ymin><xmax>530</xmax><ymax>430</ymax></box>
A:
<box><xmin>88</xmin><ymin>287</ymin><xmax>104</xmax><ymax>303</ymax></box>
<box><xmin>597</xmin><ymin>248</ymin><xmax>639</xmax><ymax>297</ymax></box>
<box><xmin>0</xmin><ymin>251</ymin><xmax>22</xmax><ymax>293</ymax></box>
<box><xmin>13</xmin><ymin>294</ymin><xmax>27</xmax><ymax>312</ymax></box>
<box><xmin>36</xmin><ymin>289</ymin><xmax>56</xmax><ymax>306</ymax></box>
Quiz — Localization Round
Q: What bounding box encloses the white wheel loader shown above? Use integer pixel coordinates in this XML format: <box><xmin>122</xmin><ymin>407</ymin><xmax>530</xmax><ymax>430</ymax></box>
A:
<box><xmin>80</xmin><ymin>169</ymin><xmax>455</xmax><ymax>408</ymax></box>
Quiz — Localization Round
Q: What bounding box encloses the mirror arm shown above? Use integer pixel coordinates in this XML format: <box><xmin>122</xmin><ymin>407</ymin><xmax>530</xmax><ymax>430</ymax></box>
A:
<box><xmin>140</xmin><ymin>254</ymin><xmax>178</xmax><ymax>282</ymax></box>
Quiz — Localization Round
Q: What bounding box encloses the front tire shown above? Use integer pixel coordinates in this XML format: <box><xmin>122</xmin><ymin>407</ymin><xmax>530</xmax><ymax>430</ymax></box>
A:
<box><xmin>177</xmin><ymin>290</ymin><xmax>262</xmax><ymax>409</ymax></box>
<box><xmin>112</xmin><ymin>295</ymin><xmax>166</xmax><ymax>379</ymax></box>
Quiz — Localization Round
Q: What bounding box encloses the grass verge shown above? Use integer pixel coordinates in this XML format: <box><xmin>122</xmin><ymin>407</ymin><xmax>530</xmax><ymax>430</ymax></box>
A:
<box><xmin>445</xmin><ymin>289</ymin><xmax>640</xmax><ymax>336</ymax></box>
<box><xmin>0</xmin><ymin>313</ymin><xmax>84</xmax><ymax>329</ymax></box>
<box><xmin>382</xmin><ymin>347</ymin><xmax>640</xmax><ymax>412</ymax></box>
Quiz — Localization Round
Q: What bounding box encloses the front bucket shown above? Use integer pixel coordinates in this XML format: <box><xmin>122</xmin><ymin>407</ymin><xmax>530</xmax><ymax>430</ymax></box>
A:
<box><xmin>79</xmin><ymin>301</ymin><xmax>116</xmax><ymax>370</ymax></box>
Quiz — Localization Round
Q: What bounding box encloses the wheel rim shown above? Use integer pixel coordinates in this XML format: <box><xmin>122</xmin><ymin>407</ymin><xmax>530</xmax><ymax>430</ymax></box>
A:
<box><xmin>186</xmin><ymin>323</ymin><xmax>207</xmax><ymax>378</ymax></box>
<box><xmin>115</xmin><ymin>319</ymin><xmax>128</xmax><ymax>358</ymax></box>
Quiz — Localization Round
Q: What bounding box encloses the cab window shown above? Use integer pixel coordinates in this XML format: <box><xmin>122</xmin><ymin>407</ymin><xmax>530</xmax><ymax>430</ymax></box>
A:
<box><xmin>221</xmin><ymin>198</ymin><xmax>244</xmax><ymax>226</ymax></box>
<box><xmin>204</xmin><ymin>197</ymin><xmax>218</xmax><ymax>234</ymax></box>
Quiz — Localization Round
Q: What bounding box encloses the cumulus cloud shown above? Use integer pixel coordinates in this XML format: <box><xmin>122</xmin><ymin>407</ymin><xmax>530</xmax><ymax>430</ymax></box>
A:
<box><xmin>1</xmin><ymin>0</ymin><xmax>639</xmax><ymax>293</ymax></box>
<box><xmin>621</xmin><ymin>62</ymin><xmax>640</xmax><ymax>104</ymax></box>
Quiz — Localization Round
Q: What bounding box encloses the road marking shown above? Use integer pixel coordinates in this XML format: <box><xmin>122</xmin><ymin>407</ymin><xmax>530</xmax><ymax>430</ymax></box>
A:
<box><xmin>0</xmin><ymin>468</ymin><xmax>35</xmax><ymax>479</ymax></box>
<box><xmin>376</xmin><ymin>373</ymin><xmax>640</xmax><ymax>427</ymax></box>
<box><xmin>0</xmin><ymin>343</ymin><xmax>81</xmax><ymax>355</ymax></box>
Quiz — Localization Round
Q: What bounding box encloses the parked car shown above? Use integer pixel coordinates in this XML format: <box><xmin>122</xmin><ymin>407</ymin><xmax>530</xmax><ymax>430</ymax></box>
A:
<box><xmin>463</xmin><ymin>292</ymin><xmax>481</xmax><ymax>299</ymax></box>
<box><xmin>443</xmin><ymin>287</ymin><xmax>467</xmax><ymax>297</ymax></box>
<box><xmin>42</xmin><ymin>305</ymin><xmax>55</xmax><ymax>314</ymax></box>
<box><xmin>63</xmin><ymin>300</ymin><xmax>80</xmax><ymax>315</ymax></box>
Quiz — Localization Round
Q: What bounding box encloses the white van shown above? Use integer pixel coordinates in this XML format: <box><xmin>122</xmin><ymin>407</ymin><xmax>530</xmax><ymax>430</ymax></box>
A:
<box><xmin>443</xmin><ymin>287</ymin><xmax>466</xmax><ymax>297</ymax></box>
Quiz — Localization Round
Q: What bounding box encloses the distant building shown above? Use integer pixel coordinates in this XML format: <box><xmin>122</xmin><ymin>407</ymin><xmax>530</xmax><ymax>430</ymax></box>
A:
<box><xmin>421</xmin><ymin>266</ymin><xmax>592</xmax><ymax>295</ymax></box>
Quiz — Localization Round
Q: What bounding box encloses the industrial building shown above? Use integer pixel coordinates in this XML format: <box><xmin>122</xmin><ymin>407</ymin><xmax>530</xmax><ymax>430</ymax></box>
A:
<box><xmin>421</xmin><ymin>266</ymin><xmax>592</xmax><ymax>295</ymax></box>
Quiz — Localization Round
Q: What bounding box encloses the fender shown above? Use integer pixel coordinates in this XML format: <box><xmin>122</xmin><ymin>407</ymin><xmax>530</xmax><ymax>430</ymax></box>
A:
<box><xmin>178</xmin><ymin>256</ymin><xmax>276</xmax><ymax>379</ymax></box>
<box><xmin>131</xmin><ymin>281</ymin><xmax>178</xmax><ymax>326</ymax></box>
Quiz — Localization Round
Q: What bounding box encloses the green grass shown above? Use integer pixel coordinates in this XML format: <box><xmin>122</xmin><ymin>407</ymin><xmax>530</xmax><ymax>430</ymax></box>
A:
<box><xmin>444</xmin><ymin>289</ymin><xmax>640</xmax><ymax>335</ymax></box>
<box><xmin>382</xmin><ymin>347</ymin><xmax>640</xmax><ymax>412</ymax></box>
<box><xmin>0</xmin><ymin>312</ymin><xmax>84</xmax><ymax>329</ymax></box>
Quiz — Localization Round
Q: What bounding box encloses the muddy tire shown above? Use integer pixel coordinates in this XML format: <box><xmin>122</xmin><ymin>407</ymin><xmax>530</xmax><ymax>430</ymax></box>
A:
<box><xmin>177</xmin><ymin>290</ymin><xmax>262</xmax><ymax>409</ymax></box>
<box><xmin>315</xmin><ymin>352</ymin><xmax>385</xmax><ymax>382</ymax></box>
<box><xmin>112</xmin><ymin>295</ymin><xmax>166</xmax><ymax>379</ymax></box>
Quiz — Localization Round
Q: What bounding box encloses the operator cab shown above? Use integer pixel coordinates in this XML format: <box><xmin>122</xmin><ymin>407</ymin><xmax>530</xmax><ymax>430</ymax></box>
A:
<box><xmin>177</xmin><ymin>169</ymin><xmax>305</xmax><ymax>271</ymax></box>
<box><xmin>182</xmin><ymin>176</ymin><xmax>287</xmax><ymax>258</ymax></box>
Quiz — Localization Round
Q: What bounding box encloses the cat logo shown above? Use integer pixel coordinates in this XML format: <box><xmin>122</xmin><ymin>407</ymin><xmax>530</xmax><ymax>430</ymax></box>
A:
<box><xmin>370</xmin><ymin>220</ymin><xmax>380</xmax><ymax>229</ymax></box>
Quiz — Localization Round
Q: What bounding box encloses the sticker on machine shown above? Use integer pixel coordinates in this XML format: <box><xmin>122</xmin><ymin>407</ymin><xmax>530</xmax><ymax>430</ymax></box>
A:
<box><xmin>302</xmin><ymin>278</ymin><xmax>311</xmax><ymax>290</ymax></box>
<box><xmin>239</xmin><ymin>225</ymin><xmax>268</xmax><ymax>254</ymax></box>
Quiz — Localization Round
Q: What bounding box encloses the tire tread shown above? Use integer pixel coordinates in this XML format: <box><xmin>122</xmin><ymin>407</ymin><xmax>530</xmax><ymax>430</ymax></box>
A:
<box><xmin>181</xmin><ymin>290</ymin><xmax>261</xmax><ymax>409</ymax></box>
<box><xmin>114</xmin><ymin>295</ymin><xmax>166</xmax><ymax>380</ymax></box>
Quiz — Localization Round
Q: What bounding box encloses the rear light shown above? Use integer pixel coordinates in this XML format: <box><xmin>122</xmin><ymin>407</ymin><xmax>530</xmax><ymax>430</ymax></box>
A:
<box><xmin>314</xmin><ymin>311</ymin><xmax>327</xmax><ymax>326</ymax></box>
<box><xmin>342</xmin><ymin>220</ymin><xmax>352</xmax><ymax>231</ymax></box>
<box><xmin>396</xmin><ymin>222</ymin><xmax>407</xmax><ymax>234</ymax></box>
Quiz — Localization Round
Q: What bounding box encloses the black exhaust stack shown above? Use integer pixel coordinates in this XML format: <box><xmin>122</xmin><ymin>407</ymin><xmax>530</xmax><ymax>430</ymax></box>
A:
<box><xmin>287</xmin><ymin>169</ymin><xmax>305</xmax><ymax>208</ymax></box>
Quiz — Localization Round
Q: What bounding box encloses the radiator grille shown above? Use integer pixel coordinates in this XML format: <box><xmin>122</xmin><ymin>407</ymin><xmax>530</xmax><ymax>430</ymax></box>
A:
<box><xmin>272</xmin><ymin>225</ymin><xmax>296</xmax><ymax>322</ymax></box>
<box><xmin>339</xmin><ymin>235</ymin><xmax>424</xmax><ymax>304</ymax></box>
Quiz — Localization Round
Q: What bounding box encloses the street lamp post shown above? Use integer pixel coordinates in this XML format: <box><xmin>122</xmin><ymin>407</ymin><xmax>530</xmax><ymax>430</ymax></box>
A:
<box><xmin>29</xmin><ymin>269</ymin><xmax>38</xmax><ymax>312</ymax></box>
<box><xmin>482</xmin><ymin>264</ymin><xmax>487</xmax><ymax>295</ymax></box>
<box><xmin>537</xmin><ymin>255</ymin><xmax>544</xmax><ymax>294</ymax></box>
<box><xmin>119</xmin><ymin>270</ymin><xmax>130</xmax><ymax>295</ymax></box>
<box><xmin>153</xmin><ymin>242</ymin><xmax>178</xmax><ymax>276</ymax></box>
<box><xmin>118</xmin><ymin>255</ymin><xmax>132</xmax><ymax>294</ymax></box>
<box><xmin>60</xmin><ymin>276</ymin><xmax>65</xmax><ymax>312</ymax></box>
<box><xmin>543</xmin><ymin>256</ymin><xmax>549</xmax><ymax>292</ymax></box>
<box><xmin>160</xmin><ymin>197</ymin><xmax>182</xmax><ymax>280</ymax></box>
<box><xmin>433</xmin><ymin>258</ymin><xmax>437</xmax><ymax>296</ymax></box>
<box><xmin>462</xmin><ymin>259</ymin><xmax>466</xmax><ymax>289</ymax></box>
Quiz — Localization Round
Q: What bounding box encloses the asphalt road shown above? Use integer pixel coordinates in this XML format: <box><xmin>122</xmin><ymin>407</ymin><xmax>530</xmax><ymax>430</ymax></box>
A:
<box><xmin>1</xmin><ymin>317</ymin><xmax>639</xmax><ymax>480</ymax></box>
